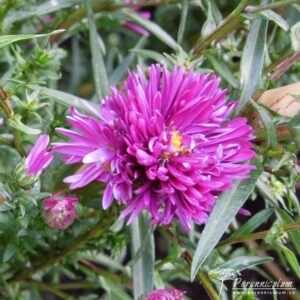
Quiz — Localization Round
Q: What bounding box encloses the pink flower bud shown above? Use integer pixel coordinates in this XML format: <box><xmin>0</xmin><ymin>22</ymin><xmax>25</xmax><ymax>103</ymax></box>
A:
<box><xmin>43</xmin><ymin>192</ymin><xmax>78</xmax><ymax>229</ymax></box>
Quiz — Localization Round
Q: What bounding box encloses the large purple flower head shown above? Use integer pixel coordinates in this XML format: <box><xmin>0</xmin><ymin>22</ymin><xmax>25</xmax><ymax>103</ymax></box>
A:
<box><xmin>54</xmin><ymin>64</ymin><xmax>255</xmax><ymax>231</ymax></box>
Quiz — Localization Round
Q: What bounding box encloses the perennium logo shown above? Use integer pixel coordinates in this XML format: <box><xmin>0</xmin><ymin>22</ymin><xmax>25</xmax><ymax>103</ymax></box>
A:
<box><xmin>232</xmin><ymin>277</ymin><xmax>296</xmax><ymax>296</ymax></box>
<box><xmin>208</xmin><ymin>268</ymin><xmax>296</xmax><ymax>296</ymax></box>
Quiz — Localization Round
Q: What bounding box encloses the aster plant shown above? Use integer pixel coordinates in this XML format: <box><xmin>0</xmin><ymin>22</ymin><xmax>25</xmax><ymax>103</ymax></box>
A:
<box><xmin>0</xmin><ymin>1</ymin><xmax>299</xmax><ymax>300</ymax></box>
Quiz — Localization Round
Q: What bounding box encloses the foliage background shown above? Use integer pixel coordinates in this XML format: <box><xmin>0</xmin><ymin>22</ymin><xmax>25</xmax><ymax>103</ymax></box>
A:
<box><xmin>0</xmin><ymin>0</ymin><xmax>299</xmax><ymax>299</ymax></box>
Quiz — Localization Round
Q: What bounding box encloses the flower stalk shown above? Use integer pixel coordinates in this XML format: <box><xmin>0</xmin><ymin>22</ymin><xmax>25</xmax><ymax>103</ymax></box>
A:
<box><xmin>0</xmin><ymin>86</ymin><xmax>26</xmax><ymax>156</ymax></box>
<box><xmin>217</xmin><ymin>222</ymin><xmax>300</xmax><ymax>248</ymax></box>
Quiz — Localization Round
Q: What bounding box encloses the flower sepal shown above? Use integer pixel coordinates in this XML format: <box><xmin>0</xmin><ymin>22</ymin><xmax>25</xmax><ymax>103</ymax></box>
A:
<box><xmin>13</xmin><ymin>159</ymin><xmax>39</xmax><ymax>190</ymax></box>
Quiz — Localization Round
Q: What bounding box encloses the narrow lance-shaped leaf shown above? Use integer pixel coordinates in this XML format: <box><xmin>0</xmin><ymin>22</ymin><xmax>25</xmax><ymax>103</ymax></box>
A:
<box><xmin>109</xmin><ymin>37</ymin><xmax>147</xmax><ymax>85</ymax></box>
<box><xmin>288</xmin><ymin>112</ymin><xmax>300</xmax><ymax>150</ymax></box>
<box><xmin>215</xmin><ymin>256</ymin><xmax>273</xmax><ymax>273</ymax></box>
<box><xmin>177</xmin><ymin>0</ymin><xmax>189</xmax><ymax>44</ymax></box>
<box><xmin>131</xmin><ymin>49</ymin><xmax>169</xmax><ymax>66</ymax></box>
<box><xmin>7</xmin><ymin>115</ymin><xmax>41</xmax><ymax>135</ymax></box>
<box><xmin>4</xmin><ymin>0</ymin><xmax>80</xmax><ymax>27</ymax></box>
<box><xmin>0</xmin><ymin>30</ymin><xmax>65</xmax><ymax>49</ymax></box>
<box><xmin>281</xmin><ymin>246</ymin><xmax>300</xmax><ymax>277</ymax></box>
<box><xmin>236</xmin><ymin>14</ymin><xmax>268</xmax><ymax>113</ymax></box>
<box><xmin>250</xmin><ymin>99</ymin><xmax>277</xmax><ymax>149</ymax></box>
<box><xmin>204</xmin><ymin>50</ymin><xmax>239</xmax><ymax>88</ymax></box>
<box><xmin>131</xmin><ymin>214</ymin><xmax>154</xmax><ymax>300</ymax></box>
<box><xmin>27</xmin><ymin>85</ymin><xmax>101</xmax><ymax>118</ymax></box>
<box><xmin>258</xmin><ymin>9</ymin><xmax>289</xmax><ymax>31</ymax></box>
<box><xmin>85</xmin><ymin>0</ymin><xmax>110</xmax><ymax>99</ymax></box>
<box><xmin>230</xmin><ymin>208</ymin><xmax>273</xmax><ymax>238</ymax></box>
<box><xmin>122</xmin><ymin>10</ymin><xmax>182</xmax><ymax>51</ymax></box>
<box><xmin>276</xmin><ymin>208</ymin><xmax>300</xmax><ymax>255</ymax></box>
<box><xmin>191</xmin><ymin>159</ymin><xmax>263</xmax><ymax>280</ymax></box>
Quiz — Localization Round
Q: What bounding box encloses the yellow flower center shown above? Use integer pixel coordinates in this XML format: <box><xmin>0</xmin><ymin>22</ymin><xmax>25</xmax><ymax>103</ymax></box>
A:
<box><xmin>171</xmin><ymin>132</ymin><xmax>182</xmax><ymax>152</ymax></box>
<box><xmin>102</xmin><ymin>161</ymin><xmax>111</xmax><ymax>171</ymax></box>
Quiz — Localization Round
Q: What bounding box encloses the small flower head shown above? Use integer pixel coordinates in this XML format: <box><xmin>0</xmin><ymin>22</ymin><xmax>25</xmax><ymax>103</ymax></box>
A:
<box><xmin>144</xmin><ymin>288</ymin><xmax>185</xmax><ymax>300</ymax></box>
<box><xmin>0</xmin><ymin>118</ymin><xmax>3</xmax><ymax>126</ymax></box>
<box><xmin>25</xmin><ymin>134</ymin><xmax>53</xmax><ymax>175</ymax></box>
<box><xmin>43</xmin><ymin>192</ymin><xmax>78</xmax><ymax>229</ymax></box>
<box><xmin>55</xmin><ymin>64</ymin><xmax>255</xmax><ymax>231</ymax></box>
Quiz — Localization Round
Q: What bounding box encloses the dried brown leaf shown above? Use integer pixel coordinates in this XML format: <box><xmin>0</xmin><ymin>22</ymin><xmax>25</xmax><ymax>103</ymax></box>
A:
<box><xmin>258</xmin><ymin>82</ymin><xmax>300</xmax><ymax>117</ymax></box>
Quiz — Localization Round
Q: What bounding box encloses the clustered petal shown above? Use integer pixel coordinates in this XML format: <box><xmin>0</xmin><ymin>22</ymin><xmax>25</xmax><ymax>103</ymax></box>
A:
<box><xmin>54</xmin><ymin>64</ymin><xmax>255</xmax><ymax>231</ymax></box>
<box><xmin>43</xmin><ymin>192</ymin><xmax>78</xmax><ymax>229</ymax></box>
<box><xmin>25</xmin><ymin>135</ymin><xmax>54</xmax><ymax>175</ymax></box>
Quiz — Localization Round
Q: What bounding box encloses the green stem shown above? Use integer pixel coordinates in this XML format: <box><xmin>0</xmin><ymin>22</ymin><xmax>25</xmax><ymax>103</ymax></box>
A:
<box><xmin>264</xmin><ymin>48</ymin><xmax>292</xmax><ymax>74</ymax></box>
<box><xmin>183</xmin><ymin>251</ymin><xmax>221</xmax><ymax>300</ymax></box>
<box><xmin>217</xmin><ymin>222</ymin><xmax>300</xmax><ymax>248</ymax></box>
<box><xmin>165</xmin><ymin>228</ymin><xmax>220</xmax><ymax>300</ymax></box>
<box><xmin>0</xmin><ymin>135</ymin><xmax>11</xmax><ymax>146</ymax></box>
<box><xmin>192</xmin><ymin>0</ymin><xmax>249</xmax><ymax>57</ymax></box>
<box><xmin>246</xmin><ymin>0</ymin><xmax>299</xmax><ymax>13</ymax></box>
<box><xmin>269</xmin><ymin>51</ymin><xmax>300</xmax><ymax>82</ymax></box>
<box><xmin>0</xmin><ymin>87</ymin><xmax>25</xmax><ymax>156</ymax></box>
<box><xmin>30</xmin><ymin>283</ymin><xmax>75</xmax><ymax>300</ymax></box>
<box><xmin>79</xmin><ymin>259</ymin><xmax>130</xmax><ymax>285</ymax></box>
<box><xmin>9</xmin><ymin>213</ymin><xmax>117</xmax><ymax>283</ymax></box>
<box><xmin>22</xmin><ymin>281</ymin><xmax>100</xmax><ymax>290</ymax></box>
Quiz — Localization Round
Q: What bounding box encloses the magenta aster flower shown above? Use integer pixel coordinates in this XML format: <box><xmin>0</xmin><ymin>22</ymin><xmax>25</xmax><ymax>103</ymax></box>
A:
<box><xmin>54</xmin><ymin>64</ymin><xmax>255</xmax><ymax>231</ymax></box>
<box><xmin>25</xmin><ymin>135</ymin><xmax>53</xmax><ymax>175</ymax></box>
<box><xmin>123</xmin><ymin>0</ymin><xmax>151</xmax><ymax>36</ymax></box>
<box><xmin>43</xmin><ymin>192</ymin><xmax>78</xmax><ymax>229</ymax></box>
<box><xmin>144</xmin><ymin>288</ymin><xmax>185</xmax><ymax>300</ymax></box>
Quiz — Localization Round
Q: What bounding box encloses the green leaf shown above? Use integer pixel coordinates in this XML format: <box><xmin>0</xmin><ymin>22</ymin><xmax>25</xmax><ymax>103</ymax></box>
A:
<box><xmin>27</xmin><ymin>85</ymin><xmax>100</xmax><ymax>118</ymax></box>
<box><xmin>4</xmin><ymin>0</ymin><xmax>80</xmax><ymax>27</ymax></box>
<box><xmin>281</xmin><ymin>246</ymin><xmax>300</xmax><ymax>277</ymax></box>
<box><xmin>0</xmin><ymin>30</ymin><xmax>65</xmax><ymax>49</ymax></box>
<box><xmin>131</xmin><ymin>49</ymin><xmax>169</xmax><ymax>65</ymax></box>
<box><xmin>131</xmin><ymin>214</ymin><xmax>154</xmax><ymax>300</ymax></box>
<box><xmin>85</xmin><ymin>0</ymin><xmax>110</xmax><ymax>99</ymax></box>
<box><xmin>122</xmin><ymin>10</ymin><xmax>182</xmax><ymax>51</ymax></box>
<box><xmin>201</xmin><ymin>1</ymin><xmax>217</xmax><ymax>37</ymax></box>
<box><xmin>100</xmin><ymin>277</ymin><xmax>132</xmax><ymax>300</ymax></box>
<box><xmin>110</xmin><ymin>37</ymin><xmax>147</xmax><ymax>85</ymax></box>
<box><xmin>191</xmin><ymin>159</ymin><xmax>263</xmax><ymax>280</ymax></box>
<box><xmin>250</xmin><ymin>99</ymin><xmax>277</xmax><ymax>149</ymax></box>
<box><xmin>177</xmin><ymin>0</ymin><xmax>189</xmax><ymax>44</ymax></box>
<box><xmin>3</xmin><ymin>244</ymin><xmax>15</xmax><ymax>263</ymax></box>
<box><xmin>290</xmin><ymin>21</ymin><xmax>300</xmax><ymax>52</ymax></box>
<box><xmin>276</xmin><ymin>209</ymin><xmax>300</xmax><ymax>255</ymax></box>
<box><xmin>204</xmin><ymin>50</ymin><xmax>239</xmax><ymax>88</ymax></box>
<box><xmin>7</xmin><ymin>115</ymin><xmax>41</xmax><ymax>135</ymax></box>
<box><xmin>230</xmin><ymin>208</ymin><xmax>274</xmax><ymax>238</ymax></box>
<box><xmin>236</xmin><ymin>15</ymin><xmax>268</xmax><ymax>113</ymax></box>
<box><xmin>216</xmin><ymin>256</ymin><xmax>273</xmax><ymax>273</ymax></box>
<box><xmin>288</xmin><ymin>112</ymin><xmax>300</xmax><ymax>149</ymax></box>
<box><xmin>258</xmin><ymin>10</ymin><xmax>289</xmax><ymax>31</ymax></box>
